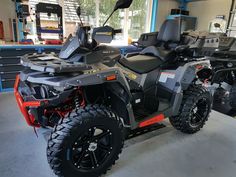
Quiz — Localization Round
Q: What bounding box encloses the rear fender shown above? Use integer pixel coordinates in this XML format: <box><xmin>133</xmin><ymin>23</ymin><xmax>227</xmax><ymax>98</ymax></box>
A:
<box><xmin>180</xmin><ymin>60</ymin><xmax>211</xmax><ymax>90</ymax></box>
<box><xmin>157</xmin><ymin>60</ymin><xmax>211</xmax><ymax>116</ymax></box>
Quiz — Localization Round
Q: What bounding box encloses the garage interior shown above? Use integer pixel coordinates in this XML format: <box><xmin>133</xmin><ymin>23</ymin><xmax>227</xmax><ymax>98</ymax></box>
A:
<box><xmin>1</xmin><ymin>94</ymin><xmax>236</xmax><ymax>177</ymax></box>
<box><xmin>1</xmin><ymin>0</ymin><xmax>236</xmax><ymax>177</ymax></box>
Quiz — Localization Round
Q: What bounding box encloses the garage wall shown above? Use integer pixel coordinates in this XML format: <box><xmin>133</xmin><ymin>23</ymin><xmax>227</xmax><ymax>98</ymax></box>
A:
<box><xmin>41</xmin><ymin>21</ymin><xmax>77</xmax><ymax>39</ymax></box>
<box><xmin>155</xmin><ymin>0</ymin><xmax>179</xmax><ymax>30</ymax></box>
<box><xmin>0</xmin><ymin>0</ymin><xmax>15</xmax><ymax>41</ymax></box>
<box><xmin>188</xmin><ymin>0</ymin><xmax>232</xmax><ymax>31</ymax></box>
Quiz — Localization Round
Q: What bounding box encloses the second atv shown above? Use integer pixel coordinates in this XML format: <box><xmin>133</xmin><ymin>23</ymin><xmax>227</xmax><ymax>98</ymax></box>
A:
<box><xmin>14</xmin><ymin>0</ymin><xmax>212</xmax><ymax>177</ymax></box>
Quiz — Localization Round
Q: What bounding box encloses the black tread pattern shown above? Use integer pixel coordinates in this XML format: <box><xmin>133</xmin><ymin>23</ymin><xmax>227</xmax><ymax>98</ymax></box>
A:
<box><xmin>47</xmin><ymin>105</ymin><xmax>124</xmax><ymax>177</ymax></box>
<box><xmin>169</xmin><ymin>85</ymin><xmax>212</xmax><ymax>134</ymax></box>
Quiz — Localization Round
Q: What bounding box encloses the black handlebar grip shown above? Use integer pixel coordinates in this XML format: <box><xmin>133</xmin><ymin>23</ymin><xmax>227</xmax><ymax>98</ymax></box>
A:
<box><xmin>114</xmin><ymin>29</ymin><xmax>122</xmax><ymax>34</ymax></box>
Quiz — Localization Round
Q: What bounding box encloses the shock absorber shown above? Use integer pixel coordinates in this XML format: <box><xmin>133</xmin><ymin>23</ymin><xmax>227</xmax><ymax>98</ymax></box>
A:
<box><xmin>74</xmin><ymin>88</ymin><xmax>86</xmax><ymax>109</ymax></box>
<box><xmin>74</xmin><ymin>95</ymin><xmax>81</xmax><ymax>109</ymax></box>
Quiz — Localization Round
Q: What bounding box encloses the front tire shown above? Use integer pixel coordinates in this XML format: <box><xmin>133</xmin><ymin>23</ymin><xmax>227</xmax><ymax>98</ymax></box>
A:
<box><xmin>169</xmin><ymin>85</ymin><xmax>212</xmax><ymax>134</ymax></box>
<box><xmin>47</xmin><ymin>105</ymin><xmax>124</xmax><ymax>177</ymax></box>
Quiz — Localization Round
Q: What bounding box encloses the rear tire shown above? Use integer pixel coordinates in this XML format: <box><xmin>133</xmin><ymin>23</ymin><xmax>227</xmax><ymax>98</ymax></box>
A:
<box><xmin>47</xmin><ymin>105</ymin><xmax>124</xmax><ymax>177</ymax></box>
<box><xmin>169</xmin><ymin>85</ymin><xmax>212</xmax><ymax>134</ymax></box>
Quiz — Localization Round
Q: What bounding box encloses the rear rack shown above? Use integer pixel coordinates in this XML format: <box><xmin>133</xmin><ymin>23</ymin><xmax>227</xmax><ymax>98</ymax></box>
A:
<box><xmin>21</xmin><ymin>53</ymin><xmax>92</xmax><ymax>73</ymax></box>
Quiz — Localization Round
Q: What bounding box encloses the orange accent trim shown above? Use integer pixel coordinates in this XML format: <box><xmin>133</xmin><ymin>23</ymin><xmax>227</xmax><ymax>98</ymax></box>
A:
<box><xmin>23</xmin><ymin>101</ymin><xmax>41</xmax><ymax>107</ymax></box>
<box><xmin>139</xmin><ymin>114</ymin><xmax>165</xmax><ymax>128</ymax></box>
<box><xmin>106</xmin><ymin>74</ymin><xmax>116</xmax><ymax>81</ymax></box>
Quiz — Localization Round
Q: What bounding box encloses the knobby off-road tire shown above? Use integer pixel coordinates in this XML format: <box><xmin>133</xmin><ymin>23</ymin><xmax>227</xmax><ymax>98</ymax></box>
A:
<box><xmin>169</xmin><ymin>85</ymin><xmax>212</xmax><ymax>134</ymax></box>
<box><xmin>47</xmin><ymin>105</ymin><xmax>124</xmax><ymax>177</ymax></box>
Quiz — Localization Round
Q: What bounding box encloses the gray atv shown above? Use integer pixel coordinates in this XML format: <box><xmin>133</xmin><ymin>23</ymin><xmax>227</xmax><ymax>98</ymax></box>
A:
<box><xmin>14</xmin><ymin>0</ymin><xmax>212</xmax><ymax>177</ymax></box>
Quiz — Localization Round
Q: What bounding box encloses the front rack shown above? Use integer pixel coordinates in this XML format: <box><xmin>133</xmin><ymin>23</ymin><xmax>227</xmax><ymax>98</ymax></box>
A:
<box><xmin>21</xmin><ymin>53</ymin><xmax>92</xmax><ymax>73</ymax></box>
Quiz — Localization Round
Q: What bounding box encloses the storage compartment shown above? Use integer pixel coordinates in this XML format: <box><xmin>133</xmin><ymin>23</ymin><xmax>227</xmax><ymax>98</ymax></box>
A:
<box><xmin>171</xmin><ymin>9</ymin><xmax>189</xmax><ymax>16</ymax></box>
<box><xmin>137</xmin><ymin>32</ymin><xmax>159</xmax><ymax>47</ymax></box>
<box><xmin>0</xmin><ymin>57</ymin><xmax>20</xmax><ymax>65</ymax></box>
<box><xmin>43</xmin><ymin>48</ymin><xmax>61</xmax><ymax>54</ymax></box>
<box><xmin>1</xmin><ymin>80</ymin><xmax>15</xmax><ymax>89</ymax></box>
<box><xmin>0</xmin><ymin>46</ymin><xmax>64</xmax><ymax>92</ymax></box>
<box><xmin>0</xmin><ymin>72</ymin><xmax>19</xmax><ymax>80</ymax></box>
<box><xmin>0</xmin><ymin>49</ymin><xmax>36</xmax><ymax>57</ymax></box>
<box><xmin>0</xmin><ymin>65</ymin><xmax>24</xmax><ymax>72</ymax></box>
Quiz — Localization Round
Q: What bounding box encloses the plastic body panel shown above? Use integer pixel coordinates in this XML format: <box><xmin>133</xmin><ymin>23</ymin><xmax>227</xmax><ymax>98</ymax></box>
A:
<box><xmin>18</xmin><ymin>53</ymin><xmax>210</xmax><ymax>129</ymax></box>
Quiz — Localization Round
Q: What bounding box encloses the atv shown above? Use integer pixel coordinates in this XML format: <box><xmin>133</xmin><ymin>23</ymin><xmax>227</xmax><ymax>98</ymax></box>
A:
<box><xmin>132</xmin><ymin>29</ymin><xmax>236</xmax><ymax>114</ymax></box>
<box><xmin>14</xmin><ymin>0</ymin><xmax>212</xmax><ymax>177</ymax></box>
<box><xmin>209</xmin><ymin>35</ymin><xmax>236</xmax><ymax>110</ymax></box>
<box><xmin>191</xmin><ymin>34</ymin><xmax>236</xmax><ymax>112</ymax></box>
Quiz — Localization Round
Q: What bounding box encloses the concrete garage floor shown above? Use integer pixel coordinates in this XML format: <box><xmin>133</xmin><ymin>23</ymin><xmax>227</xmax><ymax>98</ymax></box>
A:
<box><xmin>1</xmin><ymin>93</ymin><xmax>236</xmax><ymax>177</ymax></box>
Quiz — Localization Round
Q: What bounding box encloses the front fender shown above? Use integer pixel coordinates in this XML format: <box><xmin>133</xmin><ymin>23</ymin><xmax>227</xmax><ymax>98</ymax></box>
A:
<box><xmin>24</xmin><ymin>67</ymin><xmax>131</xmax><ymax>96</ymax></box>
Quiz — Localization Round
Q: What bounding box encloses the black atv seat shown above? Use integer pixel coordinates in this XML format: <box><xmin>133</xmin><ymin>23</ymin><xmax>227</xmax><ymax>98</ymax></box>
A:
<box><xmin>120</xmin><ymin>19</ymin><xmax>180</xmax><ymax>74</ymax></box>
<box><xmin>120</xmin><ymin>54</ymin><xmax>163</xmax><ymax>74</ymax></box>
<box><xmin>119</xmin><ymin>47</ymin><xmax>175</xmax><ymax>74</ymax></box>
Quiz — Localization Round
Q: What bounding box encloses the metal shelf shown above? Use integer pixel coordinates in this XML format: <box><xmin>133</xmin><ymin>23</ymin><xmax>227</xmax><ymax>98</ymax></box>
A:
<box><xmin>37</xmin><ymin>28</ymin><xmax>63</xmax><ymax>34</ymax></box>
<box><xmin>0</xmin><ymin>45</ymin><xmax>62</xmax><ymax>92</ymax></box>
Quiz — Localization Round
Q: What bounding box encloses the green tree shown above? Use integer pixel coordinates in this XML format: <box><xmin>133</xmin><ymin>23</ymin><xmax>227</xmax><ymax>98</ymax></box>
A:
<box><xmin>78</xmin><ymin>0</ymin><xmax>96</xmax><ymax>17</ymax></box>
<box><xmin>77</xmin><ymin>0</ymin><xmax>148</xmax><ymax>39</ymax></box>
<box><xmin>99</xmin><ymin>0</ymin><xmax>122</xmax><ymax>28</ymax></box>
<box><xmin>128</xmin><ymin>0</ymin><xmax>148</xmax><ymax>39</ymax></box>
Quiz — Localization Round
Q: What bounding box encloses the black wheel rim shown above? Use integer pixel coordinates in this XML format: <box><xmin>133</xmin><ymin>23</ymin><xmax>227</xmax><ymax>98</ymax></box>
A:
<box><xmin>190</xmin><ymin>98</ymin><xmax>209</xmax><ymax>127</ymax></box>
<box><xmin>70</xmin><ymin>126</ymin><xmax>113</xmax><ymax>171</ymax></box>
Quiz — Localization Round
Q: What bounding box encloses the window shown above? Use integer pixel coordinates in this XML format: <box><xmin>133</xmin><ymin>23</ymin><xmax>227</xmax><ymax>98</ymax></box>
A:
<box><xmin>27</xmin><ymin>0</ymin><xmax>153</xmax><ymax>44</ymax></box>
<box><xmin>128</xmin><ymin>0</ymin><xmax>151</xmax><ymax>39</ymax></box>
<box><xmin>79</xmin><ymin>0</ymin><xmax>152</xmax><ymax>45</ymax></box>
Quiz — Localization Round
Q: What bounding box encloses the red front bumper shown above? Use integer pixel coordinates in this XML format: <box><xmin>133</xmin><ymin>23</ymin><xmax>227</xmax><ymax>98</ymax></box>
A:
<box><xmin>14</xmin><ymin>75</ymin><xmax>45</xmax><ymax>127</ymax></box>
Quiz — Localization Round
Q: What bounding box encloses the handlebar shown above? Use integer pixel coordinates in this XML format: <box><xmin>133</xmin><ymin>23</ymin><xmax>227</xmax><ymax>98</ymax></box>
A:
<box><xmin>114</xmin><ymin>29</ymin><xmax>122</xmax><ymax>34</ymax></box>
